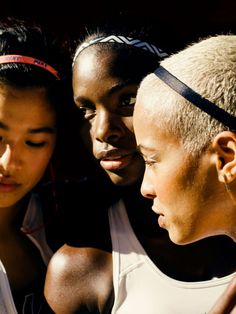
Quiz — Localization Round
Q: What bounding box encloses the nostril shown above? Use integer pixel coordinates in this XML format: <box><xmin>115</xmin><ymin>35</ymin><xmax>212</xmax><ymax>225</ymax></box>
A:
<box><xmin>96</xmin><ymin>131</ymin><xmax>120</xmax><ymax>144</ymax></box>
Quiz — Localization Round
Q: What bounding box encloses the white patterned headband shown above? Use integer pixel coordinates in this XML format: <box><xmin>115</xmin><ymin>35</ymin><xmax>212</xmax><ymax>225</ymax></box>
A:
<box><xmin>73</xmin><ymin>35</ymin><xmax>168</xmax><ymax>65</ymax></box>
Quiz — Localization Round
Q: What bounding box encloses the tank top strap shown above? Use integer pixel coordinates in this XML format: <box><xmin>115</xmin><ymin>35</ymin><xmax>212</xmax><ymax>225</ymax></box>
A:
<box><xmin>108</xmin><ymin>199</ymin><xmax>147</xmax><ymax>296</ymax></box>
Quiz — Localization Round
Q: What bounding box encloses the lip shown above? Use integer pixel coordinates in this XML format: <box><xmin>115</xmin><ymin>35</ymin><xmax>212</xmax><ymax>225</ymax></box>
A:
<box><xmin>0</xmin><ymin>178</ymin><xmax>20</xmax><ymax>192</ymax></box>
<box><xmin>0</xmin><ymin>183</ymin><xmax>20</xmax><ymax>192</ymax></box>
<box><xmin>151</xmin><ymin>205</ymin><xmax>161</xmax><ymax>215</ymax></box>
<box><xmin>96</xmin><ymin>148</ymin><xmax>134</xmax><ymax>160</ymax></box>
<box><xmin>96</xmin><ymin>149</ymin><xmax>136</xmax><ymax>171</ymax></box>
<box><xmin>152</xmin><ymin>204</ymin><xmax>167</xmax><ymax>229</ymax></box>
<box><xmin>157</xmin><ymin>214</ymin><xmax>166</xmax><ymax>228</ymax></box>
<box><xmin>100</xmin><ymin>154</ymin><xmax>134</xmax><ymax>170</ymax></box>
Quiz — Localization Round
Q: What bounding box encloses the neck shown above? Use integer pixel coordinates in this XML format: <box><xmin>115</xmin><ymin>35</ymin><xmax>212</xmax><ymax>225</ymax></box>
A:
<box><xmin>0</xmin><ymin>196</ymin><xmax>30</xmax><ymax>232</ymax></box>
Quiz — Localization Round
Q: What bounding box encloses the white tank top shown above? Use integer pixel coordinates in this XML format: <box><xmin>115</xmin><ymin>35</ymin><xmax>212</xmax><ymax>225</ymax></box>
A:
<box><xmin>109</xmin><ymin>199</ymin><xmax>235</xmax><ymax>314</ymax></box>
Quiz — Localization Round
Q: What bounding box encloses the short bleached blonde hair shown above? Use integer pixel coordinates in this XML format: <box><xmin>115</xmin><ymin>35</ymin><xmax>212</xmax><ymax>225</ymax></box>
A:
<box><xmin>140</xmin><ymin>34</ymin><xmax>236</xmax><ymax>155</ymax></box>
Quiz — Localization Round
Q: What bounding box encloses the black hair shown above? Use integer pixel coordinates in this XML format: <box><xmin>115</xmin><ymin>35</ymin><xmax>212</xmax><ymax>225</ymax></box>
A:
<box><xmin>0</xmin><ymin>17</ymin><xmax>73</xmax><ymax>133</ymax></box>
<box><xmin>0</xmin><ymin>17</ymin><xmax>70</xmax><ymax>83</ymax></box>
<box><xmin>0</xmin><ymin>18</ymin><xmax>74</xmax><ymax>184</ymax></box>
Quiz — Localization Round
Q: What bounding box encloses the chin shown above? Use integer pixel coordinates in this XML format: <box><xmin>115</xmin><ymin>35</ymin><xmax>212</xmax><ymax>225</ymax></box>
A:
<box><xmin>108</xmin><ymin>172</ymin><xmax>140</xmax><ymax>187</ymax></box>
<box><xmin>170</xmin><ymin>234</ymin><xmax>200</xmax><ymax>246</ymax></box>
<box><xmin>169</xmin><ymin>230</ymin><xmax>190</xmax><ymax>246</ymax></box>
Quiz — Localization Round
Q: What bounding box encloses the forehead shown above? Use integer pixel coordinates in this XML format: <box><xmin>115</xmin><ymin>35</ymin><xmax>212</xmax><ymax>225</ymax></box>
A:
<box><xmin>73</xmin><ymin>49</ymin><xmax>141</xmax><ymax>100</ymax></box>
<box><xmin>74</xmin><ymin>48</ymin><xmax>117</xmax><ymax>74</ymax></box>
<box><xmin>73</xmin><ymin>45</ymin><xmax>151</xmax><ymax>84</ymax></box>
<box><xmin>134</xmin><ymin>76</ymin><xmax>176</xmax><ymax>139</ymax></box>
<box><xmin>0</xmin><ymin>85</ymin><xmax>56</xmax><ymax>125</ymax></box>
<box><xmin>137</xmin><ymin>74</ymin><xmax>181</xmax><ymax>112</ymax></box>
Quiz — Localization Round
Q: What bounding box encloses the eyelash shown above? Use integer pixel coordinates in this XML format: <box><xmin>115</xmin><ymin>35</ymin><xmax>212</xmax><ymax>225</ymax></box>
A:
<box><xmin>77</xmin><ymin>103</ymin><xmax>95</xmax><ymax>120</ymax></box>
<box><xmin>25</xmin><ymin>141</ymin><xmax>47</xmax><ymax>148</ymax></box>
<box><xmin>120</xmin><ymin>95</ymin><xmax>136</xmax><ymax>107</ymax></box>
<box><xmin>144</xmin><ymin>160</ymin><xmax>156</xmax><ymax>167</ymax></box>
<box><xmin>77</xmin><ymin>94</ymin><xmax>136</xmax><ymax>120</ymax></box>
<box><xmin>0</xmin><ymin>137</ymin><xmax>47</xmax><ymax>149</ymax></box>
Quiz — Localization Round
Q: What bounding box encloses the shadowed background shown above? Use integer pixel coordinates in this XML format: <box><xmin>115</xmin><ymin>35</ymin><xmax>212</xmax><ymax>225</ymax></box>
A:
<box><xmin>1</xmin><ymin>0</ymin><xmax>236</xmax><ymax>51</ymax></box>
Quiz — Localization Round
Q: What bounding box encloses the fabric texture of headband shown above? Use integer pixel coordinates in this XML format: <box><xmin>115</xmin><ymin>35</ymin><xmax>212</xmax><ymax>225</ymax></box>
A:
<box><xmin>0</xmin><ymin>55</ymin><xmax>60</xmax><ymax>79</ymax></box>
<box><xmin>154</xmin><ymin>66</ymin><xmax>236</xmax><ymax>131</ymax></box>
<box><xmin>73</xmin><ymin>35</ymin><xmax>168</xmax><ymax>65</ymax></box>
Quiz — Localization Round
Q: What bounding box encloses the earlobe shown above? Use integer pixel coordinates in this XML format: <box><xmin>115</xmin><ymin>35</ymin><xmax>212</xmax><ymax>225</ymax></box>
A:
<box><xmin>212</xmin><ymin>131</ymin><xmax>236</xmax><ymax>183</ymax></box>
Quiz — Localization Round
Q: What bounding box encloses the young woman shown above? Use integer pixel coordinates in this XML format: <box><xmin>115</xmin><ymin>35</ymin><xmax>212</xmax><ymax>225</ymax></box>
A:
<box><xmin>45</xmin><ymin>27</ymin><xmax>236</xmax><ymax>314</ymax></box>
<box><xmin>0</xmin><ymin>18</ymin><xmax>71</xmax><ymax>313</ymax></box>
<box><xmin>134</xmin><ymin>34</ymin><xmax>236</xmax><ymax>314</ymax></box>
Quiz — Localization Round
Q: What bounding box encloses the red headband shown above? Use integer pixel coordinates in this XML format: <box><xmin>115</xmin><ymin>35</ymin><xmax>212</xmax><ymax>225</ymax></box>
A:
<box><xmin>0</xmin><ymin>54</ymin><xmax>60</xmax><ymax>79</ymax></box>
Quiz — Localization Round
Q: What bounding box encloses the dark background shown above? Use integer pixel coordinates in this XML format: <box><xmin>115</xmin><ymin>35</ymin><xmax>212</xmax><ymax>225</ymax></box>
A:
<box><xmin>1</xmin><ymin>0</ymin><xmax>236</xmax><ymax>52</ymax></box>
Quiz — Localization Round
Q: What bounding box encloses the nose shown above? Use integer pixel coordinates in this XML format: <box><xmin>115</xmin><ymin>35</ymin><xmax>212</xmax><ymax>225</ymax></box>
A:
<box><xmin>140</xmin><ymin>168</ymin><xmax>156</xmax><ymax>199</ymax></box>
<box><xmin>95</xmin><ymin>109</ymin><xmax>125</xmax><ymax>144</ymax></box>
<box><xmin>0</xmin><ymin>144</ymin><xmax>21</xmax><ymax>174</ymax></box>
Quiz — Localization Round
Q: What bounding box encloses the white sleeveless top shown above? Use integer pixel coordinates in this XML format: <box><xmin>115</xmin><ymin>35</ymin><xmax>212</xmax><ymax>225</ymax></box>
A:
<box><xmin>0</xmin><ymin>193</ymin><xmax>53</xmax><ymax>314</ymax></box>
<box><xmin>109</xmin><ymin>199</ymin><xmax>235</xmax><ymax>314</ymax></box>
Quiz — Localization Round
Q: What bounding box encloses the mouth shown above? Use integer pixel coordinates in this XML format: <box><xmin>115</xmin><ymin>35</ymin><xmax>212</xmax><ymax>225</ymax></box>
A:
<box><xmin>157</xmin><ymin>214</ymin><xmax>166</xmax><ymax>228</ymax></box>
<box><xmin>152</xmin><ymin>206</ymin><xmax>166</xmax><ymax>228</ymax></box>
<box><xmin>100</xmin><ymin>154</ymin><xmax>134</xmax><ymax>171</ymax></box>
<box><xmin>96</xmin><ymin>148</ymin><xmax>137</xmax><ymax>171</ymax></box>
<box><xmin>0</xmin><ymin>178</ymin><xmax>20</xmax><ymax>192</ymax></box>
<box><xmin>0</xmin><ymin>182</ymin><xmax>20</xmax><ymax>192</ymax></box>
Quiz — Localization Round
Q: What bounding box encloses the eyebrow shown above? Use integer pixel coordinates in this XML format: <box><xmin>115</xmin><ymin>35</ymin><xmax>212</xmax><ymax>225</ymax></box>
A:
<box><xmin>136</xmin><ymin>144</ymin><xmax>151</xmax><ymax>154</ymax></box>
<box><xmin>137</xmin><ymin>145</ymin><xmax>158</xmax><ymax>158</ymax></box>
<box><xmin>107</xmin><ymin>80</ymin><xmax>135</xmax><ymax>96</ymax></box>
<box><xmin>74</xmin><ymin>80</ymin><xmax>136</xmax><ymax>103</ymax></box>
<box><xmin>136</xmin><ymin>145</ymin><xmax>147</xmax><ymax>158</ymax></box>
<box><xmin>0</xmin><ymin>121</ymin><xmax>56</xmax><ymax>134</ymax></box>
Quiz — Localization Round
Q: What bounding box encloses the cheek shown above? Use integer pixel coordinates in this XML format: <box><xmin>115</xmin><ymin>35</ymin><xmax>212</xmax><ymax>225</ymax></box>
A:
<box><xmin>153</xmin><ymin>166</ymin><xmax>189</xmax><ymax>207</ymax></box>
<box><xmin>122</xmin><ymin>116</ymin><xmax>137</xmax><ymax>148</ymax></box>
<box><xmin>79</xmin><ymin>120</ymin><xmax>96</xmax><ymax>153</ymax></box>
<box><xmin>27</xmin><ymin>147</ymin><xmax>54</xmax><ymax>181</ymax></box>
<box><xmin>123</xmin><ymin>116</ymin><xmax>134</xmax><ymax>133</ymax></box>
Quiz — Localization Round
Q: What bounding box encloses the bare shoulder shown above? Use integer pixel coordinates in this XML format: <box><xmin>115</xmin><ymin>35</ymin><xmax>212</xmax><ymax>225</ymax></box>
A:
<box><xmin>45</xmin><ymin>244</ymin><xmax>113</xmax><ymax>313</ymax></box>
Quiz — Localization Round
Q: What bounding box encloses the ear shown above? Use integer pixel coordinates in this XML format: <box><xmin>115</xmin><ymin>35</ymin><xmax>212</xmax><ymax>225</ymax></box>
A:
<box><xmin>212</xmin><ymin>131</ymin><xmax>236</xmax><ymax>183</ymax></box>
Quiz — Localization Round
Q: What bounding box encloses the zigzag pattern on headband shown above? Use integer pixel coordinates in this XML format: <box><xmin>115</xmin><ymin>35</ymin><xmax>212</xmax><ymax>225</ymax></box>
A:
<box><xmin>73</xmin><ymin>35</ymin><xmax>168</xmax><ymax>65</ymax></box>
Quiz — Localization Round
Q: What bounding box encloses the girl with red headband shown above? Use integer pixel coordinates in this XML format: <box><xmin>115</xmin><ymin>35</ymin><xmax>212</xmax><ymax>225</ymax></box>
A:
<box><xmin>0</xmin><ymin>17</ymin><xmax>72</xmax><ymax>313</ymax></box>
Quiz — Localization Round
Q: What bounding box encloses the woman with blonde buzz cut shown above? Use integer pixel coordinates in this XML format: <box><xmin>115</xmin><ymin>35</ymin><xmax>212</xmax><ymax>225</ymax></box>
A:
<box><xmin>134</xmin><ymin>34</ymin><xmax>236</xmax><ymax>314</ymax></box>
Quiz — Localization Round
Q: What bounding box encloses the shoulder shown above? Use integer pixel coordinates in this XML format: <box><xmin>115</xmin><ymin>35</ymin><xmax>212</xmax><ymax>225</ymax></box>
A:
<box><xmin>45</xmin><ymin>244</ymin><xmax>113</xmax><ymax>313</ymax></box>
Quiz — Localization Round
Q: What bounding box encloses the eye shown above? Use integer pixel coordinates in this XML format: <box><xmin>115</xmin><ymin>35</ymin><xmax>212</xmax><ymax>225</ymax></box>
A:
<box><xmin>117</xmin><ymin>94</ymin><xmax>136</xmax><ymax>117</ymax></box>
<box><xmin>145</xmin><ymin>161</ymin><xmax>156</xmax><ymax>168</ymax></box>
<box><xmin>142</xmin><ymin>153</ymin><xmax>159</xmax><ymax>168</ymax></box>
<box><xmin>25</xmin><ymin>140</ymin><xmax>47</xmax><ymax>148</ymax></box>
<box><xmin>120</xmin><ymin>95</ymin><xmax>136</xmax><ymax>107</ymax></box>
<box><xmin>77</xmin><ymin>102</ymin><xmax>96</xmax><ymax>120</ymax></box>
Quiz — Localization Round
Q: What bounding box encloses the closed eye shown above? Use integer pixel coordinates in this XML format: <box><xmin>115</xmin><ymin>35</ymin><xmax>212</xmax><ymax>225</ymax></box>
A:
<box><xmin>25</xmin><ymin>141</ymin><xmax>47</xmax><ymax>148</ymax></box>
<box><xmin>136</xmin><ymin>147</ymin><xmax>159</xmax><ymax>167</ymax></box>
<box><xmin>144</xmin><ymin>159</ymin><xmax>157</xmax><ymax>167</ymax></box>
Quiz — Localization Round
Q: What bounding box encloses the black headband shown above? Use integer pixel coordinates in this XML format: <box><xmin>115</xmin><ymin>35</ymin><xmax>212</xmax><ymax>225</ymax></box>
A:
<box><xmin>154</xmin><ymin>66</ymin><xmax>236</xmax><ymax>131</ymax></box>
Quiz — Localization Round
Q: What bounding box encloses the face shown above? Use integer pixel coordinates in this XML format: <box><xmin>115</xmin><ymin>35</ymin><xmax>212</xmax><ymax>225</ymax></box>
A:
<box><xmin>72</xmin><ymin>48</ymin><xmax>144</xmax><ymax>186</ymax></box>
<box><xmin>0</xmin><ymin>85</ymin><xmax>56</xmax><ymax>209</ymax></box>
<box><xmin>134</xmin><ymin>85</ymin><xmax>224</xmax><ymax>244</ymax></box>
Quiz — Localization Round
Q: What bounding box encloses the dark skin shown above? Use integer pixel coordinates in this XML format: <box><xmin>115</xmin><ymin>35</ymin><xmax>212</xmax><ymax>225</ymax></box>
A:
<box><xmin>45</xmin><ymin>47</ymin><xmax>236</xmax><ymax>313</ymax></box>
